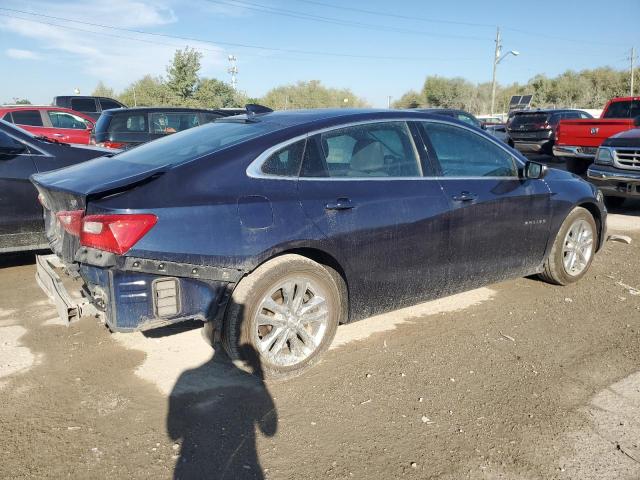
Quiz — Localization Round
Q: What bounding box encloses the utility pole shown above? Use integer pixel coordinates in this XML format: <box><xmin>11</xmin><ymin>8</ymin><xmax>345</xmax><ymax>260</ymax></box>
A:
<box><xmin>227</xmin><ymin>55</ymin><xmax>238</xmax><ymax>90</ymax></box>
<box><xmin>490</xmin><ymin>27</ymin><xmax>501</xmax><ymax>116</ymax></box>
<box><xmin>387</xmin><ymin>95</ymin><xmax>392</xmax><ymax>109</ymax></box>
<box><xmin>630</xmin><ymin>46</ymin><xmax>637</xmax><ymax>97</ymax></box>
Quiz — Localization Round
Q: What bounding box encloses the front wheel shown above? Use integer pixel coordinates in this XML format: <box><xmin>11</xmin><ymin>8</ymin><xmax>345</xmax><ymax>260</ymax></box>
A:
<box><xmin>538</xmin><ymin>207</ymin><xmax>597</xmax><ymax>285</ymax></box>
<box><xmin>222</xmin><ymin>254</ymin><xmax>344</xmax><ymax>378</ymax></box>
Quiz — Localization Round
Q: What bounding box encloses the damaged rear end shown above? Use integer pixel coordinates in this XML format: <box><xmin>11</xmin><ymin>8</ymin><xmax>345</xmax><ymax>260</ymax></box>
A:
<box><xmin>31</xmin><ymin>155</ymin><xmax>238</xmax><ymax>333</ymax></box>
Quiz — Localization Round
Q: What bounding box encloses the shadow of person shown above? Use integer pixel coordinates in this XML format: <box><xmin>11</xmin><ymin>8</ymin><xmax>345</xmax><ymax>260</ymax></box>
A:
<box><xmin>168</xmin><ymin>341</ymin><xmax>277</xmax><ymax>480</ymax></box>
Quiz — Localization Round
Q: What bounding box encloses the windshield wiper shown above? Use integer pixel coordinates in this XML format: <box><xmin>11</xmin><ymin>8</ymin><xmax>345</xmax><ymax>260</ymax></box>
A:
<box><xmin>33</xmin><ymin>135</ymin><xmax>70</xmax><ymax>146</ymax></box>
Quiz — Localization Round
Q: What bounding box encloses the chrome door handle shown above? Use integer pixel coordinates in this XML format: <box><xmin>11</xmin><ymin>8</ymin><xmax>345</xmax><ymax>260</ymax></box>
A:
<box><xmin>452</xmin><ymin>191</ymin><xmax>477</xmax><ymax>202</ymax></box>
<box><xmin>325</xmin><ymin>198</ymin><xmax>354</xmax><ymax>210</ymax></box>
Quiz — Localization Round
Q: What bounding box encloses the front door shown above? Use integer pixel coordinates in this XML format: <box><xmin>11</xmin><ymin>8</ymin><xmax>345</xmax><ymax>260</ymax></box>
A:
<box><xmin>297</xmin><ymin>120</ymin><xmax>452</xmax><ymax>320</ymax></box>
<box><xmin>418</xmin><ymin>121</ymin><xmax>552</xmax><ymax>289</ymax></box>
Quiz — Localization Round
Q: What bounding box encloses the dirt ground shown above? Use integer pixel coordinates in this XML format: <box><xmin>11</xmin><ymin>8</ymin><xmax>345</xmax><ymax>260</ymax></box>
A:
<box><xmin>1</xmin><ymin>202</ymin><xmax>640</xmax><ymax>480</ymax></box>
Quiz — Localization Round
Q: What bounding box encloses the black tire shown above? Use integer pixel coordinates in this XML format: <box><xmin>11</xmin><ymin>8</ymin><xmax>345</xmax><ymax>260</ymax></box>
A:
<box><xmin>222</xmin><ymin>254</ymin><xmax>344</xmax><ymax>378</ymax></box>
<box><xmin>604</xmin><ymin>196</ymin><xmax>625</xmax><ymax>209</ymax></box>
<box><xmin>565</xmin><ymin>157</ymin><xmax>589</xmax><ymax>175</ymax></box>
<box><xmin>538</xmin><ymin>207</ymin><xmax>597</xmax><ymax>285</ymax></box>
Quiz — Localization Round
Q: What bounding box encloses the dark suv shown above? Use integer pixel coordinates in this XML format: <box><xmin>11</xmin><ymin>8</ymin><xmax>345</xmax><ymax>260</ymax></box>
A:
<box><xmin>53</xmin><ymin>96</ymin><xmax>126</xmax><ymax>120</ymax></box>
<box><xmin>91</xmin><ymin>107</ymin><xmax>237</xmax><ymax>149</ymax></box>
<box><xmin>508</xmin><ymin>109</ymin><xmax>592</xmax><ymax>155</ymax></box>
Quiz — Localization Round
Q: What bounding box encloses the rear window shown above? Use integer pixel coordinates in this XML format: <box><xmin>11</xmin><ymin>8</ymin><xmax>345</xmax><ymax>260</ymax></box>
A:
<box><xmin>603</xmin><ymin>100</ymin><xmax>640</xmax><ymax>119</ymax></box>
<box><xmin>108</xmin><ymin>113</ymin><xmax>148</xmax><ymax>133</ymax></box>
<box><xmin>71</xmin><ymin>98</ymin><xmax>98</xmax><ymax>112</ymax></box>
<box><xmin>111</xmin><ymin>120</ymin><xmax>282</xmax><ymax>167</ymax></box>
<box><xmin>11</xmin><ymin>110</ymin><xmax>43</xmax><ymax>127</ymax></box>
<box><xmin>150</xmin><ymin>112</ymin><xmax>199</xmax><ymax>134</ymax></box>
<box><xmin>510</xmin><ymin>113</ymin><xmax>549</xmax><ymax>128</ymax></box>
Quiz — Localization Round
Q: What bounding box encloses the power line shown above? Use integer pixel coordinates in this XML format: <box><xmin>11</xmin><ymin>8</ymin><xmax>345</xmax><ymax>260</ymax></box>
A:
<box><xmin>291</xmin><ymin>0</ymin><xmax>496</xmax><ymax>29</ymax></box>
<box><xmin>0</xmin><ymin>9</ymin><xmax>478</xmax><ymax>62</ymax></box>
<box><xmin>205</xmin><ymin>0</ymin><xmax>490</xmax><ymax>41</ymax></box>
<box><xmin>286</xmin><ymin>0</ymin><xmax>627</xmax><ymax>47</ymax></box>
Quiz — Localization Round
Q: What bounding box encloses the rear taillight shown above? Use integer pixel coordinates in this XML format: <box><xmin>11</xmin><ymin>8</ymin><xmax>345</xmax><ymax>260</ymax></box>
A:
<box><xmin>56</xmin><ymin>210</ymin><xmax>84</xmax><ymax>236</ymax></box>
<box><xmin>97</xmin><ymin>141</ymin><xmax>125</xmax><ymax>149</ymax></box>
<box><xmin>80</xmin><ymin>214</ymin><xmax>157</xmax><ymax>255</ymax></box>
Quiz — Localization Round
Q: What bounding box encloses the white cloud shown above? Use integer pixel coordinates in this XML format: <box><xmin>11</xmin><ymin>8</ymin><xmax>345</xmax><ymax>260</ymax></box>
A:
<box><xmin>5</xmin><ymin>48</ymin><xmax>41</xmax><ymax>60</ymax></box>
<box><xmin>0</xmin><ymin>0</ymin><xmax>227</xmax><ymax>89</ymax></box>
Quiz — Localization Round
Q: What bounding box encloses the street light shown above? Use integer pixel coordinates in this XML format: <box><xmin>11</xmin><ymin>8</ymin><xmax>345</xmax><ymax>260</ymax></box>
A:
<box><xmin>490</xmin><ymin>27</ymin><xmax>519</xmax><ymax>116</ymax></box>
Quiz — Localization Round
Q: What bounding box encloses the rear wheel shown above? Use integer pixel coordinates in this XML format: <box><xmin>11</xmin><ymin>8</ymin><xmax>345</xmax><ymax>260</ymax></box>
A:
<box><xmin>538</xmin><ymin>207</ymin><xmax>597</xmax><ymax>285</ymax></box>
<box><xmin>565</xmin><ymin>158</ymin><xmax>589</xmax><ymax>175</ymax></box>
<box><xmin>222</xmin><ymin>254</ymin><xmax>344</xmax><ymax>378</ymax></box>
<box><xmin>604</xmin><ymin>196</ymin><xmax>625</xmax><ymax>209</ymax></box>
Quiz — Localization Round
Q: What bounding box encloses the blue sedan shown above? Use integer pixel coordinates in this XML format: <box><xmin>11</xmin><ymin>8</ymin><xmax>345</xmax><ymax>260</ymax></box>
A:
<box><xmin>32</xmin><ymin>106</ymin><xmax>607</xmax><ymax>376</ymax></box>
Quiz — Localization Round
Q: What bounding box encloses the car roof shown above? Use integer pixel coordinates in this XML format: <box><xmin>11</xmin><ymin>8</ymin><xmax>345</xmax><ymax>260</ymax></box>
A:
<box><xmin>512</xmin><ymin>108</ymin><xmax>586</xmax><ymax>114</ymax></box>
<box><xmin>101</xmin><ymin>106</ymin><xmax>226</xmax><ymax>114</ymax></box>
<box><xmin>218</xmin><ymin>108</ymin><xmax>460</xmax><ymax>128</ymax></box>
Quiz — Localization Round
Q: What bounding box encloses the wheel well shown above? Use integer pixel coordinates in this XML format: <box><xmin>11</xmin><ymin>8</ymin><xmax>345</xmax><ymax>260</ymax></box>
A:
<box><xmin>578</xmin><ymin>201</ymin><xmax>603</xmax><ymax>249</ymax></box>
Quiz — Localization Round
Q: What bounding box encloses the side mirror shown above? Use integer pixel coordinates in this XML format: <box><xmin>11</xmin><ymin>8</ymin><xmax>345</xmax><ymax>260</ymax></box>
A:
<box><xmin>480</xmin><ymin>123</ymin><xmax>487</xmax><ymax>130</ymax></box>
<box><xmin>524</xmin><ymin>160</ymin><xmax>547</xmax><ymax>179</ymax></box>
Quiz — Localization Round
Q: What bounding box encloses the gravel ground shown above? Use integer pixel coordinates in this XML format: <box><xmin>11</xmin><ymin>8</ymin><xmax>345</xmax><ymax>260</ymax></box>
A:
<box><xmin>0</xmin><ymin>203</ymin><xmax>639</xmax><ymax>480</ymax></box>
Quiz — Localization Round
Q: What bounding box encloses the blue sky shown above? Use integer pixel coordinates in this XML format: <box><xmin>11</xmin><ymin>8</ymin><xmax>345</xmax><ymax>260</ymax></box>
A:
<box><xmin>0</xmin><ymin>0</ymin><xmax>638</xmax><ymax>107</ymax></box>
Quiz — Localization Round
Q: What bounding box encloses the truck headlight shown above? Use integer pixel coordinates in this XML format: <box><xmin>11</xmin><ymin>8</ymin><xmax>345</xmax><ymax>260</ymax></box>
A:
<box><xmin>594</xmin><ymin>147</ymin><xmax>614</xmax><ymax>165</ymax></box>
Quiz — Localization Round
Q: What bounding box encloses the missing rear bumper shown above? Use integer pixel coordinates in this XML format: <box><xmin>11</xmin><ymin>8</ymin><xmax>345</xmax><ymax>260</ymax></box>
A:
<box><xmin>35</xmin><ymin>254</ymin><xmax>99</xmax><ymax>325</ymax></box>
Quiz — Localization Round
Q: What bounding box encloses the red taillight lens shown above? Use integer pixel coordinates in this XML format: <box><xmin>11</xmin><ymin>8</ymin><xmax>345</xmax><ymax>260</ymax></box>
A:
<box><xmin>80</xmin><ymin>214</ymin><xmax>157</xmax><ymax>255</ymax></box>
<box><xmin>56</xmin><ymin>210</ymin><xmax>84</xmax><ymax>236</ymax></box>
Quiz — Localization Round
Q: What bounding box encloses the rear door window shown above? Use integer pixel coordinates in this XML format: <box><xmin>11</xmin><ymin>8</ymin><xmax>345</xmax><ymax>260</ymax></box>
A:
<box><xmin>47</xmin><ymin>111</ymin><xmax>89</xmax><ymax>129</ymax></box>
<box><xmin>0</xmin><ymin>131</ymin><xmax>29</xmax><ymax>155</ymax></box>
<box><xmin>11</xmin><ymin>110</ymin><xmax>44</xmax><ymax>127</ymax></box>
<box><xmin>71</xmin><ymin>98</ymin><xmax>98</xmax><ymax>113</ymax></box>
<box><xmin>261</xmin><ymin>140</ymin><xmax>306</xmax><ymax>176</ymax></box>
<box><xmin>109</xmin><ymin>113</ymin><xmax>148</xmax><ymax>133</ymax></box>
<box><xmin>421</xmin><ymin>122</ymin><xmax>517</xmax><ymax>177</ymax></box>
<box><xmin>150</xmin><ymin>113</ymin><xmax>200</xmax><ymax>134</ymax></box>
<box><xmin>301</xmin><ymin>121</ymin><xmax>422</xmax><ymax>178</ymax></box>
<box><xmin>99</xmin><ymin>99</ymin><xmax>122</xmax><ymax>111</ymax></box>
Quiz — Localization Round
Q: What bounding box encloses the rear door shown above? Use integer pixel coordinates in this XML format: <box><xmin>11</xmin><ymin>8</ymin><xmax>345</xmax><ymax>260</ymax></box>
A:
<box><xmin>418</xmin><ymin>121</ymin><xmax>551</xmax><ymax>287</ymax></box>
<box><xmin>8</xmin><ymin>109</ymin><xmax>50</xmax><ymax>139</ymax></box>
<box><xmin>297</xmin><ymin>120</ymin><xmax>453</xmax><ymax>318</ymax></box>
<box><xmin>44</xmin><ymin>110</ymin><xmax>92</xmax><ymax>144</ymax></box>
<box><xmin>0</xmin><ymin>130</ymin><xmax>44</xmax><ymax>250</ymax></box>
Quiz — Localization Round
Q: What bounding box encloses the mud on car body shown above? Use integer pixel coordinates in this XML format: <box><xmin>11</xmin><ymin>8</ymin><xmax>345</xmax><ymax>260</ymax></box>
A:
<box><xmin>32</xmin><ymin>106</ymin><xmax>607</xmax><ymax>376</ymax></box>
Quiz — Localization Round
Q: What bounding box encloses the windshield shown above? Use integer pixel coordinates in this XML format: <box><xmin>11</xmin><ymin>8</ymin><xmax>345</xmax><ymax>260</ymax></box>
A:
<box><xmin>110</xmin><ymin>120</ymin><xmax>282</xmax><ymax>166</ymax></box>
<box><xmin>603</xmin><ymin>100</ymin><xmax>640</xmax><ymax>119</ymax></box>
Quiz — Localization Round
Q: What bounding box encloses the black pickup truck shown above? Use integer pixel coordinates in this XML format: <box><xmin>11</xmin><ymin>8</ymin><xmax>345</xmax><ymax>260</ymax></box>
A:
<box><xmin>587</xmin><ymin>128</ymin><xmax>640</xmax><ymax>208</ymax></box>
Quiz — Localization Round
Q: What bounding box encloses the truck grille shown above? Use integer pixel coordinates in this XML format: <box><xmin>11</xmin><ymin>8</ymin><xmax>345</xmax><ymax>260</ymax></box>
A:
<box><xmin>614</xmin><ymin>148</ymin><xmax>640</xmax><ymax>170</ymax></box>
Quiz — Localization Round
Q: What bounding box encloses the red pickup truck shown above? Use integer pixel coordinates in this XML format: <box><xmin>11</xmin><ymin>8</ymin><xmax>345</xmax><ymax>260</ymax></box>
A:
<box><xmin>553</xmin><ymin>97</ymin><xmax>640</xmax><ymax>174</ymax></box>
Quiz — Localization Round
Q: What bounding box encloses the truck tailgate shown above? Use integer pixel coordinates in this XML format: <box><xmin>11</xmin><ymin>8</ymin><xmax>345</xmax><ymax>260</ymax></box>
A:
<box><xmin>557</xmin><ymin>119</ymin><xmax>635</xmax><ymax>147</ymax></box>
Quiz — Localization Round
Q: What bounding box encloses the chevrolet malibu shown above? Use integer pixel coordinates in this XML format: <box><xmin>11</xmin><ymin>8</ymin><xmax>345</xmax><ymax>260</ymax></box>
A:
<box><xmin>32</xmin><ymin>107</ymin><xmax>607</xmax><ymax>376</ymax></box>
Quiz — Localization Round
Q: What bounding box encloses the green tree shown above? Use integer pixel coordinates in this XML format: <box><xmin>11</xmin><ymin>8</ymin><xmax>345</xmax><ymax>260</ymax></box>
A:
<box><xmin>12</xmin><ymin>98</ymin><xmax>31</xmax><ymax>105</ymax></box>
<box><xmin>261</xmin><ymin>80</ymin><xmax>369</xmax><ymax>109</ymax></box>
<box><xmin>92</xmin><ymin>81</ymin><xmax>115</xmax><ymax>99</ymax></box>
<box><xmin>193</xmin><ymin>78</ymin><xmax>246</xmax><ymax>108</ymax></box>
<box><xmin>392</xmin><ymin>90</ymin><xmax>422</xmax><ymax>109</ymax></box>
<box><xmin>166</xmin><ymin>47</ymin><xmax>202</xmax><ymax>102</ymax></box>
<box><xmin>119</xmin><ymin>75</ymin><xmax>175</xmax><ymax>107</ymax></box>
